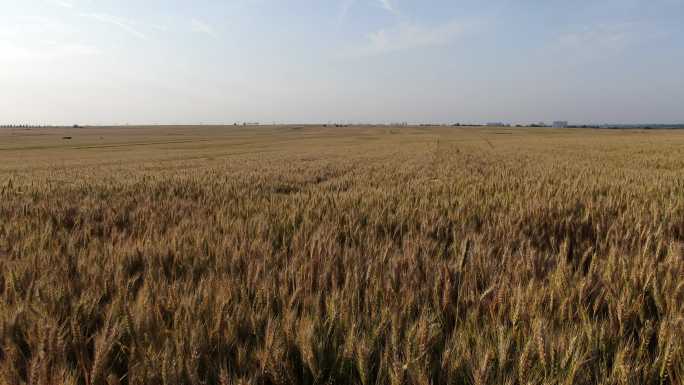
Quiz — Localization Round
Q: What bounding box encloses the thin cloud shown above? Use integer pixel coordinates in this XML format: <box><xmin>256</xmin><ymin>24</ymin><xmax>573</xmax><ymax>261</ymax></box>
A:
<box><xmin>0</xmin><ymin>16</ymin><xmax>73</xmax><ymax>38</ymax></box>
<box><xmin>378</xmin><ymin>0</ymin><xmax>396</xmax><ymax>13</ymax></box>
<box><xmin>190</xmin><ymin>19</ymin><xmax>217</xmax><ymax>38</ymax></box>
<box><xmin>558</xmin><ymin>24</ymin><xmax>631</xmax><ymax>49</ymax></box>
<box><xmin>80</xmin><ymin>13</ymin><xmax>148</xmax><ymax>40</ymax></box>
<box><xmin>556</xmin><ymin>22</ymin><xmax>668</xmax><ymax>53</ymax></box>
<box><xmin>1</xmin><ymin>40</ymin><xmax>101</xmax><ymax>61</ymax></box>
<box><xmin>346</xmin><ymin>19</ymin><xmax>475</xmax><ymax>56</ymax></box>
<box><xmin>338</xmin><ymin>0</ymin><xmax>356</xmax><ymax>22</ymax></box>
<box><xmin>150</xmin><ymin>24</ymin><xmax>169</xmax><ymax>32</ymax></box>
<box><xmin>53</xmin><ymin>0</ymin><xmax>74</xmax><ymax>8</ymax></box>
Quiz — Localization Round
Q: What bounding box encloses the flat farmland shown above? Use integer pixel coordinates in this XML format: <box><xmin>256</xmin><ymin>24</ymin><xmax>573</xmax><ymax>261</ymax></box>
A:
<box><xmin>1</xmin><ymin>125</ymin><xmax>684</xmax><ymax>385</ymax></box>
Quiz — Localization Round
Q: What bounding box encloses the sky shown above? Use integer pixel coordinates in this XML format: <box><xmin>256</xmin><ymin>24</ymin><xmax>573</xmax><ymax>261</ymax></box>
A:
<box><xmin>1</xmin><ymin>0</ymin><xmax>683</xmax><ymax>125</ymax></box>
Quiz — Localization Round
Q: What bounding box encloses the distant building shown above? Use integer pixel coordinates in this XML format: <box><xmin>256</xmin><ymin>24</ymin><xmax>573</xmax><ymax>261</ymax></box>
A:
<box><xmin>553</xmin><ymin>121</ymin><xmax>568</xmax><ymax>128</ymax></box>
<box><xmin>486</xmin><ymin>122</ymin><xmax>505</xmax><ymax>127</ymax></box>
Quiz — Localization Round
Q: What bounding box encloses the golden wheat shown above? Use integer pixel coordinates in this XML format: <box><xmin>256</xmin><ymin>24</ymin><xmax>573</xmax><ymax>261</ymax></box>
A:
<box><xmin>1</xmin><ymin>125</ymin><xmax>683</xmax><ymax>384</ymax></box>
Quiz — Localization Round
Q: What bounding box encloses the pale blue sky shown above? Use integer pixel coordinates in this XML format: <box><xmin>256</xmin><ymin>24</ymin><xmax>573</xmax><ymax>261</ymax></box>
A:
<box><xmin>1</xmin><ymin>0</ymin><xmax>683</xmax><ymax>125</ymax></box>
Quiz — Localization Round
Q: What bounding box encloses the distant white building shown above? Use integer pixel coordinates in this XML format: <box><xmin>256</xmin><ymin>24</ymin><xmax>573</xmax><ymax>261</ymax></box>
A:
<box><xmin>553</xmin><ymin>121</ymin><xmax>568</xmax><ymax>128</ymax></box>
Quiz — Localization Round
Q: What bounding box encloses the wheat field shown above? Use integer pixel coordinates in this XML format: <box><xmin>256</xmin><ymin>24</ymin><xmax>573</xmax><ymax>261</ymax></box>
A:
<box><xmin>1</xmin><ymin>125</ymin><xmax>683</xmax><ymax>385</ymax></box>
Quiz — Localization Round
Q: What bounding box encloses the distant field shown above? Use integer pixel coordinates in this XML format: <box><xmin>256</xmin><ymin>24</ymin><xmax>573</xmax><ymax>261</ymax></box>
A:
<box><xmin>1</xmin><ymin>125</ymin><xmax>684</xmax><ymax>385</ymax></box>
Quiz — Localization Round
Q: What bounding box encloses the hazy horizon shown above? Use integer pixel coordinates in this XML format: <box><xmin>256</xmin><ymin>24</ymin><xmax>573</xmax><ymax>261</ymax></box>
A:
<box><xmin>2</xmin><ymin>0</ymin><xmax>683</xmax><ymax>126</ymax></box>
